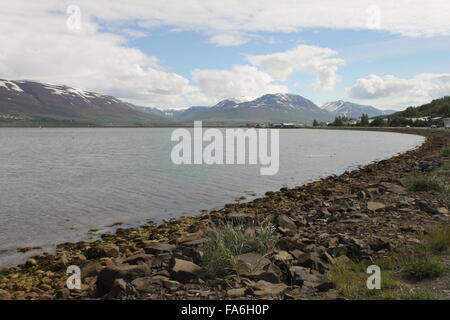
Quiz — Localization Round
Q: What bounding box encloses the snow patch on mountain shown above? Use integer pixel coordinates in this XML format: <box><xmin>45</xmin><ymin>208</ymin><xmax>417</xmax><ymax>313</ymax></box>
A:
<box><xmin>0</xmin><ymin>80</ymin><xmax>24</xmax><ymax>93</ymax></box>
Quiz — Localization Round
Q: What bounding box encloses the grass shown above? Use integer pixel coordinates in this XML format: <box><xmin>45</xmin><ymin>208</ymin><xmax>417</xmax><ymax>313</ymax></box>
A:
<box><xmin>328</xmin><ymin>223</ymin><xmax>449</xmax><ymax>299</ymax></box>
<box><xmin>406</xmin><ymin>176</ymin><xmax>447</xmax><ymax>193</ymax></box>
<box><xmin>440</xmin><ymin>160</ymin><xmax>450</xmax><ymax>171</ymax></box>
<box><xmin>201</xmin><ymin>220</ymin><xmax>279</xmax><ymax>277</ymax></box>
<box><xmin>441</xmin><ymin>146</ymin><xmax>450</xmax><ymax>157</ymax></box>
<box><xmin>403</xmin><ymin>258</ymin><xmax>447</xmax><ymax>280</ymax></box>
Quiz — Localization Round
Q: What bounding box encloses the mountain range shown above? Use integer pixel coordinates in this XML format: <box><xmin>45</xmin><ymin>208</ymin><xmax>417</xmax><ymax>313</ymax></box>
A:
<box><xmin>0</xmin><ymin>79</ymin><xmax>165</xmax><ymax>126</ymax></box>
<box><xmin>0</xmin><ymin>79</ymin><xmax>397</xmax><ymax>126</ymax></box>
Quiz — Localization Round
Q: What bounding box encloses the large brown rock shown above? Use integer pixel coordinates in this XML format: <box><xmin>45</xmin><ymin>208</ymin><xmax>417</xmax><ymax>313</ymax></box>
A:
<box><xmin>86</xmin><ymin>244</ymin><xmax>120</xmax><ymax>259</ymax></box>
<box><xmin>96</xmin><ymin>263</ymin><xmax>151</xmax><ymax>296</ymax></box>
<box><xmin>169</xmin><ymin>258</ymin><xmax>204</xmax><ymax>282</ymax></box>
<box><xmin>143</xmin><ymin>242</ymin><xmax>176</xmax><ymax>255</ymax></box>
<box><xmin>251</xmin><ymin>280</ymin><xmax>287</xmax><ymax>296</ymax></box>
<box><xmin>367</xmin><ymin>202</ymin><xmax>386</xmax><ymax>211</ymax></box>
<box><xmin>276</xmin><ymin>214</ymin><xmax>297</xmax><ymax>230</ymax></box>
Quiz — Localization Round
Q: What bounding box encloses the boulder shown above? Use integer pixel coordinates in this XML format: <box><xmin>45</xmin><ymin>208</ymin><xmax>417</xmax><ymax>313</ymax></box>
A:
<box><xmin>86</xmin><ymin>244</ymin><xmax>120</xmax><ymax>259</ymax></box>
<box><xmin>123</xmin><ymin>253</ymin><xmax>153</xmax><ymax>265</ymax></box>
<box><xmin>81</xmin><ymin>261</ymin><xmax>103</xmax><ymax>280</ymax></box>
<box><xmin>239</xmin><ymin>270</ymin><xmax>280</xmax><ymax>283</ymax></box>
<box><xmin>144</xmin><ymin>242</ymin><xmax>176</xmax><ymax>255</ymax></box>
<box><xmin>169</xmin><ymin>258</ymin><xmax>204</xmax><ymax>283</ymax></box>
<box><xmin>104</xmin><ymin>278</ymin><xmax>137</xmax><ymax>300</ymax></box>
<box><xmin>367</xmin><ymin>202</ymin><xmax>386</xmax><ymax>211</ymax></box>
<box><xmin>276</xmin><ymin>214</ymin><xmax>297</xmax><ymax>230</ymax></box>
<box><xmin>96</xmin><ymin>263</ymin><xmax>151</xmax><ymax>296</ymax></box>
<box><xmin>251</xmin><ymin>280</ymin><xmax>287</xmax><ymax>296</ymax></box>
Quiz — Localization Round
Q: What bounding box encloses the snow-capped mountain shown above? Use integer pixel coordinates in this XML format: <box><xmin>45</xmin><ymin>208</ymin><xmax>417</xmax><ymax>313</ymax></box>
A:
<box><xmin>321</xmin><ymin>100</ymin><xmax>395</xmax><ymax>118</ymax></box>
<box><xmin>178</xmin><ymin>93</ymin><xmax>332</xmax><ymax>123</ymax></box>
<box><xmin>135</xmin><ymin>93</ymin><xmax>333</xmax><ymax>124</ymax></box>
<box><xmin>0</xmin><ymin>79</ymin><xmax>163</xmax><ymax>125</ymax></box>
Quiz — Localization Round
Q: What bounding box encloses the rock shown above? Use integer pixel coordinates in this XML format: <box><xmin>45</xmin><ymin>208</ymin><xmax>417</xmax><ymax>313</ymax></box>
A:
<box><xmin>436</xmin><ymin>207</ymin><xmax>448</xmax><ymax>215</ymax></box>
<box><xmin>239</xmin><ymin>270</ymin><xmax>280</xmax><ymax>283</ymax></box>
<box><xmin>367</xmin><ymin>202</ymin><xmax>386</xmax><ymax>211</ymax></box>
<box><xmin>131</xmin><ymin>275</ymin><xmax>181</xmax><ymax>293</ymax></box>
<box><xmin>227</xmin><ymin>288</ymin><xmax>247</xmax><ymax>297</ymax></box>
<box><xmin>416</xmin><ymin>201</ymin><xmax>439</xmax><ymax>215</ymax></box>
<box><xmin>96</xmin><ymin>264</ymin><xmax>151</xmax><ymax>296</ymax></box>
<box><xmin>296</xmin><ymin>252</ymin><xmax>328</xmax><ymax>272</ymax></box>
<box><xmin>251</xmin><ymin>280</ymin><xmax>288</xmax><ymax>296</ymax></box>
<box><xmin>236</xmin><ymin>252</ymin><xmax>270</xmax><ymax>273</ymax></box>
<box><xmin>86</xmin><ymin>244</ymin><xmax>120</xmax><ymax>259</ymax></box>
<box><xmin>131</xmin><ymin>276</ymin><xmax>156</xmax><ymax>293</ymax></box>
<box><xmin>81</xmin><ymin>261</ymin><xmax>103</xmax><ymax>279</ymax></box>
<box><xmin>38</xmin><ymin>283</ymin><xmax>52</xmax><ymax>291</ymax></box>
<box><xmin>176</xmin><ymin>231</ymin><xmax>204</xmax><ymax>245</ymax></box>
<box><xmin>55</xmin><ymin>288</ymin><xmax>70</xmax><ymax>300</ymax></box>
<box><xmin>105</xmin><ymin>278</ymin><xmax>136</xmax><ymax>299</ymax></box>
<box><xmin>123</xmin><ymin>254</ymin><xmax>153</xmax><ymax>265</ymax></box>
<box><xmin>380</xmin><ymin>182</ymin><xmax>405</xmax><ymax>194</ymax></box>
<box><xmin>0</xmin><ymin>289</ymin><xmax>11</xmax><ymax>300</ymax></box>
<box><xmin>169</xmin><ymin>258</ymin><xmax>204</xmax><ymax>283</ymax></box>
<box><xmin>144</xmin><ymin>242</ymin><xmax>176</xmax><ymax>254</ymax></box>
<box><xmin>0</xmin><ymin>266</ymin><xmax>9</xmax><ymax>275</ymax></box>
<box><xmin>276</xmin><ymin>214</ymin><xmax>297</xmax><ymax>230</ymax></box>
<box><xmin>369</xmin><ymin>237</ymin><xmax>391</xmax><ymax>251</ymax></box>
<box><xmin>273</xmin><ymin>250</ymin><xmax>294</xmax><ymax>264</ymax></box>
<box><xmin>333</xmin><ymin>255</ymin><xmax>351</xmax><ymax>265</ymax></box>
<box><xmin>26</xmin><ymin>258</ymin><xmax>38</xmax><ymax>267</ymax></box>
<box><xmin>277</xmin><ymin>238</ymin><xmax>304</xmax><ymax>251</ymax></box>
<box><xmin>289</xmin><ymin>266</ymin><xmax>326</xmax><ymax>285</ymax></box>
<box><xmin>303</xmin><ymin>280</ymin><xmax>335</xmax><ymax>292</ymax></box>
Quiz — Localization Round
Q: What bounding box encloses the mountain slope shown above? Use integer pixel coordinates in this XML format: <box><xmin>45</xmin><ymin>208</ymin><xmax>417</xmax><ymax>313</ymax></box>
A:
<box><xmin>0</xmin><ymin>79</ymin><xmax>165</xmax><ymax>125</ymax></box>
<box><xmin>180</xmin><ymin>93</ymin><xmax>332</xmax><ymax>123</ymax></box>
<box><xmin>321</xmin><ymin>100</ymin><xmax>395</xmax><ymax>118</ymax></box>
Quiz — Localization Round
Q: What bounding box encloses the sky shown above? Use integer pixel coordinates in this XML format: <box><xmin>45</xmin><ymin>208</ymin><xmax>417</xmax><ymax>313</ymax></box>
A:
<box><xmin>1</xmin><ymin>1</ymin><xmax>450</xmax><ymax>110</ymax></box>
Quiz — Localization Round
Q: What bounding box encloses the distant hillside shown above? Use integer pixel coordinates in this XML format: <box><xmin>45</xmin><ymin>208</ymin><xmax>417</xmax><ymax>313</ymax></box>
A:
<box><xmin>391</xmin><ymin>96</ymin><xmax>450</xmax><ymax>118</ymax></box>
<box><xmin>137</xmin><ymin>93</ymin><xmax>333</xmax><ymax>124</ymax></box>
<box><xmin>321</xmin><ymin>100</ymin><xmax>396</xmax><ymax>118</ymax></box>
<box><xmin>0</xmin><ymin>79</ymin><xmax>166</xmax><ymax>126</ymax></box>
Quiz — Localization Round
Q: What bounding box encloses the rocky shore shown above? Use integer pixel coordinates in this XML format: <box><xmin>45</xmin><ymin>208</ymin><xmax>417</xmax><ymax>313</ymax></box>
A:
<box><xmin>0</xmin><ymin>128</ymin><xmax>449</xmax><ymax>300</ymax></box>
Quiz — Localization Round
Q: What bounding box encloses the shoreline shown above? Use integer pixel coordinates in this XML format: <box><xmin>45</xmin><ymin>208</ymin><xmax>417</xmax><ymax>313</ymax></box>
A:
<box><xmin>0</xmin><ymin>128</ymin><xmax>448</xmax><ymax>300</ymax></box>
<box><xmin>0</xmin><ymin>128</ymin><xmax>424</xmax><ymax>266</ymax></box>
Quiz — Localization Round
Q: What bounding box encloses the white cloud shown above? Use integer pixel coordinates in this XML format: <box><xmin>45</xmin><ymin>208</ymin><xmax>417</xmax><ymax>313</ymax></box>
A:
<box><xmin>247</xmin><ymin>45</ymin><xmax>344</xmax><ymax>91</ymax></box>
<box><xmin>191</xmin><ymin>65</ymin><xmax>288</xmax><ymax>99</ymax></box>
<box><xmin>209</xmin><ymin>33</ymin><xmax>248</xmax><ymax>46</ymax></box>
<box><xmin>73</xmin><ymin>0</ymin><xmax>450</xmax><ymax>38</ymax></box>
<box><xmin>1</xmin><ymin>1</ymin><xmax>449</xmax><ymax>107</ymax></box>
<box><xmin>347</xmin><ymin>73</ymin><xmax>450</xmax><ymax>108</ymax></box>
<box><xmin>0</xmin><ymin>1</ymin><xmax>211</xmax><ymax>107</ymax></box>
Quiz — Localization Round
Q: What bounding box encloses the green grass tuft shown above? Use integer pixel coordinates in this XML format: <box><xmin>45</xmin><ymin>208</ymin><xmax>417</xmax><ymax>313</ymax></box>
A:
<box><xmin>404</xmin><ymin>257</ymin><xmax>447</xmax><ymax>280</ymax></box>
<box><xmin>406</xmin><ymin>176</ymin><xmax>446</xmax><ymax>193</ymax></box>
<box><xmin>201</xmin><ymin>220</ymin><xmax>278</xmax><ymax>277</ymax></box>
<box><xmin>441</xmin><ymin>146</ymin><xmax>450</xmax><ymax>157</ymax></box>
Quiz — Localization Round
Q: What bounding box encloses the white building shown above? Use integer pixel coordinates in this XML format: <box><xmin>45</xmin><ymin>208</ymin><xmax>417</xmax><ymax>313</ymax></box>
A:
<box><xmin>443</xmin><ymin>118</ymin><xmax>450</xmax><ymax>128</ymax></box>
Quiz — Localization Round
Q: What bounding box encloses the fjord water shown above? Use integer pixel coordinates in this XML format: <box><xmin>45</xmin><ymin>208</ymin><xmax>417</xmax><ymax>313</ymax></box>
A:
<box><xmin>0</xmin><ymin>128</ymin><xmax>423</xmax><ymax>265</ymax></box>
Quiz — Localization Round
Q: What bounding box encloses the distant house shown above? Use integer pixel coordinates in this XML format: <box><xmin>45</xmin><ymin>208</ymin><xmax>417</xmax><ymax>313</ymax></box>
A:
<box><xmin>342</xmin><ymin>118</ymin><xmax>359</xmax><ymax>125</ymax></box>
<box><xmin>281</xmin><ymin>123</ymin><xmax>296</xmax><ymax>128</ymax></box>
<box><xmin>443</xmin><ymin>118</ymin><xmax>450</xmax><ymax>128</ymax></box>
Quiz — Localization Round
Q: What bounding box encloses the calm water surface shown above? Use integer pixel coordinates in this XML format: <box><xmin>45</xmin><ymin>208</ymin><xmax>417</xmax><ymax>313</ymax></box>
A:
<box><xmin>0</xmin><ymin>128</ymin><xmax>424</xmax><ymax>265</ymax></box>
